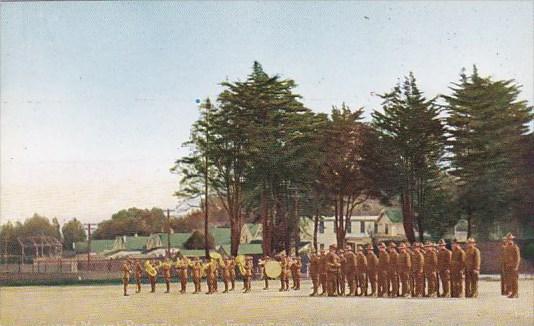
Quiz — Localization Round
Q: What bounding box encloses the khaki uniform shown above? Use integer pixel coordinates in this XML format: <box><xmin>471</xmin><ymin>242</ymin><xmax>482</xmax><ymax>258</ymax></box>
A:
<box><xmin>325</xmin><ymin>251</ymin><xmax>340</xmax><ymax>296</ymax></box>
<box><xmin>258</xmin><ymin>258</ymin><xmax>269</xmax><ymax>289</ymax></box>
<box><xmin>412</xmin><ymin>250</ymin><xmax>425</xmax><ymax>297</ymax></box>
<box><xmin>121</xmin><ymin>262</ymin><xmax>131</xmax><ymax>296</ymax></box>
<box><xmin>279</xmin><ymin>258</ymin><xmax>290</xmax><ymax>291</ymax></box>
<box><xmin>176</xmin><ymin>258</ymin><xmax>189</xmax><ymax>293</ymax></box>
<box><xmin>229</xmin><ymin>259</ymin><xmax>236</xmax><ymax>291</ymax></box>
<box><xmin>450</xmin><ymin>247</ymin><xmax>465</xmax><ymax>297</ymax></box>
<box><xmin>160</xmin><ymin>261</ymin><xmax>172</xmax><ymax>293</ymax></box>
<box><xmin>319</xmin><ymin>254</ymin><xmax>328</xmax><ymax>295</ymax></box>
<box><xmin>192</xmin><ymin>261</ymin><xmax>202</xmax><ymax>293</ymax></box>
<box><xmin>343</xmin><ymin>251</ymin><xmax>357</xmax><ymax>296</ymax></box>
<box><xmin>243</xmin><ymin>259</ymin><xmax>253</xmax><ymax>293</ymax></box>
<box><xmin>464</xmin><ymin>246</ymin><xmax>481</xmax><ymax>298</ymax></box>
<box><xmin>437</xmin><ymin>247</ymin><xmax>452</xmax><ymax>297</ymax></box>
<box><xmin>366</xmin><ymin>250</ymin><xmax>378</xmax><ymax>296</ymax></box>
<box><xmin>205</xmin><ymin>261</ymin><xmax>217</xmax><ymax>294</ymax></box>
<box><xmin>291</xmin><ymin>259</ymin><xmax>302</xmax><ymax>290</ymax></box>
<box><xmin>388</xmin><ymin>249</ymin><xmax>399</xmax><ymax>297</ymax></box>
<box><xmin>499</xmin><ymin>244</ymin><xmax>507</xmax><ymax>295</ymax></box>
<box><xmin>309</xmin><ymin>255</ymin><xmax>321</xmax><ymax>296</ymax></box>
<box><xmin>221</xmin><ymin>260</ymin><xmax>233</xmax><ymax>293</ymax></box>
<box><xmin>135</xmin><ymin>262</ymin><xmax>143</xmax><ymax>293</ymax></box>
<box><xmin>377</xmin><ymin>250</ymin><xmax>390</xmax><ymax>297</ymax></box>
<box><xmin>503</xmin><ymin>243</ymin><xmax>520</xmax><ymax>298</ymax></box>
<box><xmin>355</xmin><ymin>252</ymin><xmax>367</xmax><ymax>296</ymax></box>
<box><xmin>397</xmin><ymin>250</ymin><xmax>412</xmax><ymax>297</ymax></box>
<box><xmin>424</xmin><ymin>249</ymin><xmax>438</xmax><ymax>297</ymax></box>
<box><xmin>337</xmin><ymin>254</ymin><xmax>347</xmax><ymax>295</ymax></box>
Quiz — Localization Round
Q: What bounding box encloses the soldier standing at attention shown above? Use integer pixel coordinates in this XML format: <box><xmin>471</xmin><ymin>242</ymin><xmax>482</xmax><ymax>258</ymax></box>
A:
<box><xmin>205</xmin><ymin>258</ymin><xmax>218</xmax><ymax>294</ymax></box>
<box><xmin>387</xmin><ymin>242</ymin><xmax>399</xmax><ymax>297</ymax></box>
<box><xmin>326</xmin><ymin>244</ymin><xmax>340</xmax><ymax>297</ymax></box>
<box><xmin>134</xmin><ymin>259</ymin><xmax>143</xmax><ymax>293</ymax></box>
<box><xmin>499</xmin><ymin>239</ymin><xmax>508</xmax><ymax>295</ymax></box>
<box><xmin>343</xmin><ymin>246</ymin><xmax>357</xmax><ymax>296</ymax></box>
<box><xmin>437</xmin><ymin>239</ymin><xmax>452</xmax><ymax>297</ymax></box>
<box><xmin>450</xmin><ymin>239</ymin><xmax>465</xmax><ymax>298</ymax></box>
<box><xmin>145</xmin><ymin>259</ymin><xmax>158</xmax><ymax>293</ymax></box>
<box><xmin>464</xmin><ymin>238</ymin><xmax>481</xmax><ymax>298</ymax></box>
<box><xmin>243</xmin><ymin>257</ymin><xmax>253</xmax><ymax>293</ymax></box>
<box><xmin>337</xmin><ymin>249</ymin><xmax>346</xmax><ymax>295</ymax></box>
<box><xmin>377</xmin><ymin>242</ymin><xmax>390</xmax><ymax>297</ymax></box>
<box><xmin>412</xmin><ymin>243</ymin><xmax>425</xmax><ymax>297</ymax></box>
<box><xmin>423</xmin><ymin>242</ymin><xmax>438</xmax><ymax>297</ymax></box>
<box><xmin>221</xmin><ymin>257</ymin><xmax>233</xmax><ymax>293</ymax></box>
<box><xmin>229</xmin><ymin>256</ymin><xmax>237</xmax><ymax>291</ymax></box>
<box><xmin>177</xmin><ymin>256</ymin><xmax>189</xmax><ymax>294</ymax></box>
<box><xmin>192</xmin><ymin>257</ymin><xmax>202</xmax><ymax>294</ymax></box>
<box><xmin>258</xmin><ymin>255</ymin><xmax>270</xmax><ymax>290</ymax></box>
<box><xmin>365</xmin><ymin>244</ymin><xmax>378</xmax><ymax>296</ymax></box>
<box><xmin>121</xmin><ymin>258</ymin><xmax>132</xmax><ymax>296</ymax></box>
<box><xmin>279</xmin><ymin>255</ymin><xmax>290</xmax><ymax>291</ymax></box>
<box><xmin>355</xmin><ymin>246</ymin><xmax>367</xmax><ymax>296</ymax></box>
<box><xmin>291</xmin><ymin>256</ymin><xmax>302</xmax><ymax>290</ymax></box>
<box><xmin>319</xmin><ymin>250</ymin><xmax>328</xmax><ymax>295</ymax></box>
<box><xmin>503</xmin><ymin>233</ymin><xmax>521</xmax><ymax>298</ymax></box>
<box><xmin>397</xmin><ymin>243</ymin><xmax>412</xmax><ymax>297</ymax></box>
<box><xmin>409</xmin><ymin>243</ymin><xmax>417</xmax><ymax>297</ymax></box>
<box><xmin>309</xmin><ymin>250</ymin><xmax>321</xmax><ymax>296</ymax></box>
<box><xmin>159</xmin><ymin>258</ymin><xmax>172</xmax><ymax>293</ymax></box>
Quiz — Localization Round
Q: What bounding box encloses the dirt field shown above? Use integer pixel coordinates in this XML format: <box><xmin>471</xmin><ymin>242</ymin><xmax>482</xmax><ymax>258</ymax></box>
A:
<box><xmin>1</xmin><ymin>280</ymin><xmax>532</xmax><ymax>326</ymax></box>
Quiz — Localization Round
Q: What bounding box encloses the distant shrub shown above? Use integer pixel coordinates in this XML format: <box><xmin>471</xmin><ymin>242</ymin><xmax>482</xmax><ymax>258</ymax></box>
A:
<box><xmin>523</xmin><ymin>243</ymin><xmax>534</xmax><ymax>260</ymax></box>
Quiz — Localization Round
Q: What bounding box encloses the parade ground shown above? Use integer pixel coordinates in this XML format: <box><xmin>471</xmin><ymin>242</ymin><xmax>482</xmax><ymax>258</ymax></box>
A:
<box><xmin>1</xmin><ymin>280</ymin><xmax>532</xmax><ymax>326</ymax></box>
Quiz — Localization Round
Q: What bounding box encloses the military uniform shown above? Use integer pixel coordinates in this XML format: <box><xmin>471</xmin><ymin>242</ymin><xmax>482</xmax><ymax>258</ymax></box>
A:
<box><xmin>159</xmin><ymin>259</ymin><xmax>172</xmax><ymax>293</ymax></box>
<box><xmin>337</xmin><ymin>250</ymin><xmax>346</xmax><ymax>295</ymax></box>
<box><xmin>121</xmin><ymin>260</ymin><xmax>131</xmax><ymax>296</ymax></box>
<box><xmin>387</xmin><ymin>243</ymin><xmax>399</xmax><ymax>297</ymax></box>
<box><xmin>499</xmin><ymin>241</ymin><xmax>507</xmax><ymax>295</ymax></box>
<box><xmin>343</xmin><ymin>247</ymin><xmax>357</xmax><ymax>296</ymax></box>
<box><xmin>258</xmin><ymin>256</ymin><xmax>270</xmax><ymax>290</ymax></box>
<box><xmin>291</xmin><ymin>257</ymin><xmax>302</xmax><ymax>290</ymax></box>
<box><xmin>423</xmin><ymin>242</ymin><xmax>438</xmax><ymax>297</ymax></box>
<box><xmin>366</xmin><ymin>245</ymin><xmax>378</xmax><ymax>296</ymax></box>
<box><xmin>412</xmin><ymin>243</ymin><xmax>425</xmax><ymax>297</ymax></box>
<box><xmin>503</xmin><ymin>233</ymin><xmax>520</xmax><ymax>298</ymax></box>
<box><xmin>309</xmin><ymin>252</ymin><xmax>321</xmax><ymax>296</ymax></box>
<box><xmin>205</xmin><ymin>259</ymin><xmax>218</xmax><ymax>294</ymax></box>
<box><xmin>377</xmin><ymin>243</ymin><xmax>390</xmax><ymax>297</ymax></box>
<box><xmin>326</xmin><ymin>245</ymin><xmax>340</xmax><ymax>296</ymax></box>
<box><xmin>192</xmin><ymin>258</ymin><xmax>202</xmax><ymax>294</ymax></box>
<box><xmin>437</xmin><ymin>240</ymin><xmax>452</xmax><ymax>297</ymax></box>
<box><xmin>355</xmin><ymin>247</ymin><xmax>367</xmax><ymax>296</ymax></box>
<box><xmin>221</xmin><ymin>258</ymin><xmax>233</xmax><ymax>293</ymax></box>
<box><xmin>319</xmin><ymin>251</ymin><xmax>328</xmax><ymax>295</ymax></box>
<box><xmin>229</xmin><ymin>257</ymin><xmax>237</xmax><ymax>291</ymax></box>
<box><xmin>397</xmin><ymin>243</ymin><xmax>412</xmax><ymax>297</ymax></box>
<box><xmin>176</xmin><ymin>257</ymin><xmax>189</xmax><ymax>293</ymax></box>
<box><xmin>243</xmin><ymin>257</ymin><xmax>253</xmax><ymax>293</ymax></box>
<box><xmin>450</xmin><ymin>241</ymin><xmax>465</xmax><ymax>298</ymax></box>
<box><xmin>464</xmin><ymin>238</ymin><xmax>481</xmax><ymax>298</ymax></box>
<box><xmin>145</xmin><ymin>260</ymin><xmax>158</xmax><ymax>293</ymax></box>
<box><xmin>134</xmin><ymin>261</ymin><xmax>143</xmax><ymax>293</ymax></box>
<box><xmin>279</xmin><ymin>256</ymin><xmax>290</xmax><ymax>291</ymax></box>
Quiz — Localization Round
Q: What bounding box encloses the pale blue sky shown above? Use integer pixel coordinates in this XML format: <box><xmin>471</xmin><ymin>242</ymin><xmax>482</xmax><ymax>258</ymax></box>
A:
<box><xmin>1</xmin><ymin>1</ymin><xmax>532</xmax><ymax>223</ymax></box>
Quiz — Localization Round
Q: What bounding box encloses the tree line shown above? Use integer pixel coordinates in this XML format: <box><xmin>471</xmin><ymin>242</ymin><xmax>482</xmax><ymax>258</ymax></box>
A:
<box><xmin>175</xmin><ymin>62</ymin><xmax>532</xmax><ymax>257</ymax></box>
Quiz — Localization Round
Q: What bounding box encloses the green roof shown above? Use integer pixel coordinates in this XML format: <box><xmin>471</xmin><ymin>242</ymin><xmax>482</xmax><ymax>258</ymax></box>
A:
<box><xmin>221</xmin><ymin>243</ymin><xmax>263</xmax><ymax>256</ymax></box>
<box><xmin>245</xmin><ymin>223</ymin><xmax>260</xmax><ymax>236</ymax></box>
<box><xmin>157</xmin><ymin>233</ymin><xmax>191</xmax><ymax>249</ymax></box>
<box><xmin>74</xmin><ymin>240</ymin><xmax>114</xmax><ymax>254</ymax></box>
<box><xmin>385</xmin><ymin>208</ymin><xmax>403</xmax><ymax>223</ymax></box>
<box><xmin>180</xmin><ymin>249</ymin><xmax>216</xmax><ymax>257</ymax></box>
<box><xmin>209</xmin><ymin>227</ymin><xmax>232</xmax><ymax>245</ymax></box>
<box><xmin>123</xmin><ymin>236</ymin><xmax>150</xmax><ymax>251</ymax></box>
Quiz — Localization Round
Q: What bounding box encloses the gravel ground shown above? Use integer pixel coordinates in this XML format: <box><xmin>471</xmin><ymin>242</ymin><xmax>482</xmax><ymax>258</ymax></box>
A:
<box><xmin>1</xmin><ymin>280</ymin><xmax>532</xmax><ymax>326</ymax></box>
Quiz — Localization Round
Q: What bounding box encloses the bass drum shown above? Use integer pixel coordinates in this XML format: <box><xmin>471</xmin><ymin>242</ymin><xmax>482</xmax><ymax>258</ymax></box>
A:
<box><xmin>265</xmin><ymin>261</ymin><xmax>282</xmax><ymax>279</ymax></box>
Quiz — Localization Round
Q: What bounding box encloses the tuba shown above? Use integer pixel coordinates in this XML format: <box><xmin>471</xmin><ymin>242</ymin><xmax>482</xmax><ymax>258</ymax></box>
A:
<box><xmin>235</xmin><ymin>255</ymin><xmax>247</xmax><ymax>276</ymax></box>
<box><xmin>144</xmin><ymin>260</ymin><xmax>158</xmax><ymax>277</ymax></box>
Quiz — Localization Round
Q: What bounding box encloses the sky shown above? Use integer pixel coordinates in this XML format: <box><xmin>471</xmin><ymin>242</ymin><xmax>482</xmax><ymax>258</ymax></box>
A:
<box><xmin>1</xmin><ymin>1</ymin><xmax>532</xmax><ymax>224</ymax></box>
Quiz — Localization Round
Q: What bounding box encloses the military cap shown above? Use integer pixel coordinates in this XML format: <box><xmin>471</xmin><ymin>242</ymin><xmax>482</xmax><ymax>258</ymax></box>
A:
<box><xmin>424</xmin><ymin>241</ymin><xmax>433</xmax><ymax>247</ymax></box>
<box><xmin>505</xmin><ymin>232</ymin><xmax>515</xmax><ymax>240</ymax></box>
<box><xmin>398</xmin><ymin>243</ymin><xmax>406</xmax><ymax>249</ymax></box>
<box><xmin>388</xmin><ymin>242</ymin><xmax>397</xmax><ymax>248</ymax></box>
<box><xmin>378</xmin><ymin>242</ymin><xmax>386</xmax><ymax>248</ymax></box>
<box><xmin>329</xmin><ymin>244</ymin><xmax>337</xmax><ymax>250</ymax></box>
<box><xmin>346</xmin><ymin>245</ymin><xmax>353</xmax><ymax>251</ymax></box>
<box><xmin>467</xmin><ymin>237</ymin><xmax>476</xmax><ymax>243</ymax></box>
<box><xmin>438</xmin><ymin>239</ymin><xmax>446</xmax><ymax>246</ymax></box>
<box><xmin>366</xmin><ymin>244</ymin><xmax>374</xmax><ymax>250</ymax></box>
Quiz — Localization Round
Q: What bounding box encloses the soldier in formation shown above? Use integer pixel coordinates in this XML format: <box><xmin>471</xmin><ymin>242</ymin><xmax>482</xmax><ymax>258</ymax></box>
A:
<box><xmin>355</xmin><ymin>246</ymin><xmax>367</xmax><ymax>296</ymax></box>
<box><xmin>309</xmin><ymin>250</ymin><xmax>321</xmax><ymax>296</ymax></box>
<box><xmin>502</xmin><ymin>233</ymin><xmax>520</xmax><ymax>298</ymax></box>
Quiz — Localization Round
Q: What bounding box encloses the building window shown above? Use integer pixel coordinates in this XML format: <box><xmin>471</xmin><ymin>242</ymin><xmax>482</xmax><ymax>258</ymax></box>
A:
<box><xmin>385</xmin><ymin>224</ymin><xmax>389</xmax><ymax>235</ymax></box>
<box><xmin>319</xmin><ymin>243</ymin><xmax>324</xmax><ymax>250</ymax></box>
<box><xmin>347</xmin><ymin>220</ymin><xmax>352</xmax><ymax>233</ymax></box>
<box><xmin>319</xmin><ymin>221</ymin><xmax>325</xmax><ymax>234</ymax></box>
<box><xmin>360</xmin><ymin>221</ymin><xmax>365</xmax><ymax>234</ymax></box>
<box><xmin>374</xmin><ymin>223</ymin><xmax>378</xmax><ymax>234</ymax></box>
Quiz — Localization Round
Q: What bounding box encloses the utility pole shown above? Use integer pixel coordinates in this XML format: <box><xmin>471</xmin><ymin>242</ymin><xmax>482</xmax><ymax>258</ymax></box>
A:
<box><xmin>165</xmin><ymin>208</ymin><xmax>175</xmax><ymax>257</ymax></box>
<box><xmin>84</xmin><ymin>223</ymin><xmax>96</xmax><ymax>270</ymax></box>
<box><xmin>199</xmin><ymin>98</ymin><xmax>211</xmax><ymax>260</ymax></box>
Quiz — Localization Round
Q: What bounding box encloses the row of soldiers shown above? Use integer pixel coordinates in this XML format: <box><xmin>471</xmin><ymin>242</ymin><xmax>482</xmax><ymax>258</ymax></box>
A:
<box><xmin>259</xmin><ymin>255</ymin><xmax>303</xmax><ymax>291</ymax></box>
<box><xmin>121</xmin><ymin>255</ymin><xmax>254</xmax><ymax>296</ymax></box>
<box><xmin>308</xmin><ymin>236</ymin><xmax>517</xmax><ymax>299</ymax></box>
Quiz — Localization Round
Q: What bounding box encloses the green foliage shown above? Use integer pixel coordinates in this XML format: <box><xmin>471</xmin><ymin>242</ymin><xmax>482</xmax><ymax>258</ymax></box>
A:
<box><xmin>61</xmin><ymin>218</ymin><xmax>86</xmax><ymax>250</ymax></box>
<box><xmin>183</xmin><ymin>230</ymin><xmax>215</xmax><ymax>250</ymax></box>
<box><xmin>523</xmin><ymin>243</ymin><xmax>534</xmax><ymax>260</ymax></box>
<box><xmin>92</xmin><ymin>207</ymin><xmax>166</xmax><ymax>239</ymax></box>
<box><xmin>444</xmin><ymin>66</ymin><xmax>533</xmax><ymax>238</ymax></box>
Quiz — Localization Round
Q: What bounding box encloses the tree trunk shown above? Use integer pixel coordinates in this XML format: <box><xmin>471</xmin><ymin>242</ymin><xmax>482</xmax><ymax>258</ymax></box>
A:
<box><xmin>313</xmin><ymin>208</ymin><xmax>319</xmax><ymax>251</ymax></box>
<box><xmin>467</xmin><ymin>213</ymin><xmax>472</xmax><ymax>239</ymax></box>
<box><xmin>401</xmin><ymin>192</ymin><xmax>416</xmax><ymax>243</ymax></box>
<box><xmin>261</xmin><ymin>187</ymin><xmax>272</xmax><ymax>257</ymax></box>
<box><xmin>230</xmin><ymin>214</ymin><xmax>241</xmax><ymax>257</ymax></box>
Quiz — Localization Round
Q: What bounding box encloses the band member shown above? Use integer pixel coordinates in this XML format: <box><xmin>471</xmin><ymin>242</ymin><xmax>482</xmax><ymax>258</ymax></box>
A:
<box><xmin>159</xmin><ymin>258</ymin><xmax>172</xmax><ymax>293</ymax></box>
<box><xmin>424</xmin><ymin>242</ymin><xmax>438</xmax><ymax>297</ymax></box>
<box><xmin>437</xmin><ymin>239</ymin><xmax>452</xmax><ymax>297</ymax></box>
<box><xmin>450</xmin><ymin>239</ymin><xmax>465</xmax><ymax>298</ymax></box>
<box><xmin>221</xmin><ymin>257</ymin><xmax>233</xmax><ymax>293</ymax></box>
<box><xmin>122</xmin><ymin>258</ymin><xmax>132</xmax><ymax>296</ymax></box>
<box><xmin>377</xmin><ymin>242</ymin><xmax>390</xmax><ymax>297</ymax></box>
<box><xmin>319</xmin><ymin>250</ymin><xmax>328</xmax><ymax>295</ymax></box>
<box><xmin>412</xmin><ymin>242</ymin><xmax>425</xmax><ymax>297</ymax></box>
<box><xmin>229</xmin><ymin>256</ymin><xmax>237</xmax><ymax>291</ymax></box>
<box><xmin>397</xmin><ymin>243</ymin><xmax>411</xmax><ymax>297</ymax></box>
<box><xmin>243</xmin><ymin>256</ymin><xmax>253</xmax><ymax>293</ymax></box>
<box><xmin>192</xmin><ymin>257</ymin><xmax>202</xmax><ymax>294</ymax></box>
<box><xmin>503</xmin><ymin>233</ymin><xmax>520</xmax><ymax>298</ymax></box>
<box><xmin>309</xmin><ymin>250</ymin><xmax>321</xmax><ymax>296</ymax></box>
<box><xmin>355</xmin><ymin>246</ymin><xmax>367</xmax><ymax>296</ymax></box>
<box><xmin>326</xmin><ymin>244</ymin><xmax>340</xmax><ymax>297</ymax></box>
<box><xmin>387</xmin><ymin>242</ymin><xmax>399</xmax><ymax>297</ymax></box>
<box><xmin>134</xmin><ymin>259</ymin><xmax>143</xmax><ymax>293</ymax></box>
<box><xmin>464</xmin><ymin>238</ymin><xmax>481</xmax><ymax>298</ymax></box>
<box><xmin>291</xmin><ymin>256</ymin><xmax>302</xmax><ymax>290</ymax></box>
<box><xmin>258</xmin><ymin>255</ymin><xmax>270</xmax><ymax>290</ymax></box>
<box><xmin>409</xmin><ymin>242</ymin><xmax>417</xmax><ymax>297</ymax></box>
<box><xmin>205</xmin><ymin>257</ymin><xmax>218</xmax><ymax>294</ymax></box>
<box><xmin>176</xmin><ymin>256</ymin><xmax>189</xmax><ymax>294</ymax></box>
<box><xmin>343</xmin><ymin>246</ymin><xmax>357</xmax><ymax>296</ymax></box>
<box><xmin>365</xmin><ymin>244</ymin><xmax>378</xmax><ymax>296</ymax></box>
<box><xmin>500</xmin><ymin>238</ymin><xmax>508</xmax><ymax>295</ymax></box>
<box><xmin>144</xmin><ymin>260</ymin><xmax>158</xmax><ymax>293</ymax></box>
<box><xmin>279</xmin><ymin>255</ymin><xmax>290</xmax><ymax>291</ymax></box>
